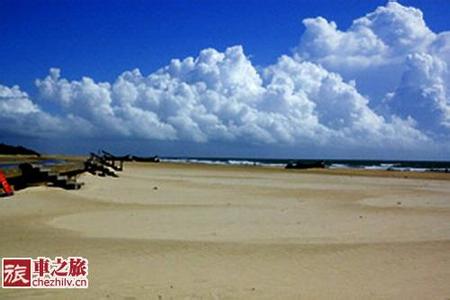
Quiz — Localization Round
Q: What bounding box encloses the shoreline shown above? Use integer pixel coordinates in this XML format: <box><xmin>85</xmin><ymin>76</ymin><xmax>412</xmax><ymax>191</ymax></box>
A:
<box><xmin>2</xmin><ymin>154</ymin><xmax>450</xmax><ymax>183</ymax></box>
<box><xmin>130</xmin><ymin>161</ymin><xmax>450</xmax><ymax>181</ymax></box>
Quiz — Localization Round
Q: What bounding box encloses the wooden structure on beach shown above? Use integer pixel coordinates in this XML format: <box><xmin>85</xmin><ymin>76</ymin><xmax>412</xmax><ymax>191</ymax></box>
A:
<box><xmin>0</xmin><ymin>151</ymin><xmax>128</xmax><ymax>196</ymax></box>
<box><xmin>0</xmin><ymin>159</ymin><xmax>86</xmax><ymax>194</ymax></box>
<box><xmin>19</xmin><ymin>162</ymin><xmax>85</xmax><ymax>190</ymax></box>
<box><xmin>1</xmin><ymin>149</ymin><xmax>160</xmax><ymax>197</ymax></box>
<box><xmin>101</xmin><ymin>150</ymin><xmax>160</xmax><ymax>163</ymax></box>
<box><xmin>85</xmin><ymin>153</ymin><xmax>121</xmax><ymax>177</ymax></box>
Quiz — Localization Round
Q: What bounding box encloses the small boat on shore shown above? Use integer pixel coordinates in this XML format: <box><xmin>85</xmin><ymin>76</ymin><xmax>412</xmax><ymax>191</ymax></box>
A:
<box><xmin>132</xmin><ymin>155</ymin><xmax>160</xmax><ymax>163</ymax></box>
<box><xmin>285</xmin><ymin>160</ymin><xmax>326</xmax><ymax>169</ymax></box>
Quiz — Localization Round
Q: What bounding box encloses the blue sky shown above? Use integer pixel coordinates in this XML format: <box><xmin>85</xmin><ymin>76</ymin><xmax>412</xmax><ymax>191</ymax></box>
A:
<box><xmin>1</xmin><ymin>0</ymin><xmax>450</xmax><ymax>159</ymax></box>
<box><xmin>2</xmin><ymin>0</ymin><xmax>449</xmax><ymax>91</ymax></box>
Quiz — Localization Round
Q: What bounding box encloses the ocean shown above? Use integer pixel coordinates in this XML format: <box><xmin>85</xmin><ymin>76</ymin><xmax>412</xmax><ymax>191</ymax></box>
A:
<box><xmin>160</xmin><ymin>157</ymin><xmax>450</xmax><ymax>173</ymax></box>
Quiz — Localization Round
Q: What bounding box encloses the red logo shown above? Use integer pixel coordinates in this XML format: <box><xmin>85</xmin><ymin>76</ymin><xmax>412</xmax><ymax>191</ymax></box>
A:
<box><xmin>2</xmin><ymin>257</ymin><xmax>88</xmax><ymax>288</ymax></box>
<box><xmin>2</xmin><ymin>258</ymin><xmax>31</xmax><ymax>288</ymax></box>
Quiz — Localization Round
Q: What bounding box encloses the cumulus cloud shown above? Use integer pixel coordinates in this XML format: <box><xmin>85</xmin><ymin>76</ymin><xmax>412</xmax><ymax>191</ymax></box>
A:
<box><xmin>386</xmin><ymin>52</ymin><xmax>450</xmax><ymax>131</ymax></box>
<box><xmin>297</xmin><ymin>2</ymin><xmax>434</xmax><ymax>64</ymax></box>
<box><xmin>296</xmin><ymin>1</ymin><xmax>450</xmax><ymax>133</ymax></box>
<box><xmin>1</xmin><ymin>1</ymin><xmax>449</xmax><ymax>154</ymax></box>
<box><xmin>30</xmin><ymin>46</ymin><xmax>427</xmax><ymax>148</ymax></box>
<box><xmin>0</xmin><ymin>84</ymin><xmax>74</xmax><ymax>138</ymax></box>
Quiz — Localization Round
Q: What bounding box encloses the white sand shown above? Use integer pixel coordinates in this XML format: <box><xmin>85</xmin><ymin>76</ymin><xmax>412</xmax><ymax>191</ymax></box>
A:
<box><xmin>1</xmin><ymin>163</ymin><xmax>450</xmax><ymax>299</ymax></box>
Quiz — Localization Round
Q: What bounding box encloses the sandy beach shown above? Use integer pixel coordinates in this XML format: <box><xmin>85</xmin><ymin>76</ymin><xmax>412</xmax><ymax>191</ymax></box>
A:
<box><xmin>1</xmin><ymin>162</ymin><xmax>450</xmax><ymax>299</ymax></box>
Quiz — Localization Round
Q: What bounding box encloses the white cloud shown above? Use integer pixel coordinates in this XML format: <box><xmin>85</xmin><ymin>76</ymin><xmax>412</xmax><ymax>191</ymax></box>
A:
<box><xmin>0</xmin><ymin>84</ymin><xmax>39</xmax><ymax>114</ymax></box>
<box><xmin>0</xmin><ymin>84</ymin><xmax>75</xmax><ymax>138</ymax></box>
<box><xmin>29</xmin><ymin>45</ymin><xmax>427</xmax><ymax>149</ymax></box>
<box><xmin>1</xmin><ymin>2</ymin><xmax>449</xmax><ymax>155</ymax></box>
<box><xmin>386</xmin><ymin>52</ymin><xmax>450</xmax><ymax>130</ymax></box>
<box><xmin>296</xmin><ymin>1</ymin><xmax>450</xmax><ymax>135</ymax></box>
<box><xmin>297</xmin><ymin>2</ymin><xmax>434</xmax><ymax>67</ymax></box>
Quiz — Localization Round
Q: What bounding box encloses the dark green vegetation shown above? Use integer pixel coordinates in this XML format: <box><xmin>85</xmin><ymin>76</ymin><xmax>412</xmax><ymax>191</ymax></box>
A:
<box><xmin>0</xmin><ymin>143</ymin><xmax>40</xmax><ymax>156</ymax></box>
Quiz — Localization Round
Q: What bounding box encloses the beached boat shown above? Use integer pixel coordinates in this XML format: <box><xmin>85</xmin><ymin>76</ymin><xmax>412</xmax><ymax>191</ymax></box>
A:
<box><xmin>285</xmin><ymin>160</ymin><xmax>326</xmax><ymax>169</ymax></box>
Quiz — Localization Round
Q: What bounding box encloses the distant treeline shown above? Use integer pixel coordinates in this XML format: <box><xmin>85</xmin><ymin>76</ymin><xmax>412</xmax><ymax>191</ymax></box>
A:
<box><xmin>0</xmin><ymin>143</ymin><xmax>40</xmax><ymax>156</ymax></box>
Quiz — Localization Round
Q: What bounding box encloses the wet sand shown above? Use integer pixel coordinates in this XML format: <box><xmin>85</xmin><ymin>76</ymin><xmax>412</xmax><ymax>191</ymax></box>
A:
<box><xmin>1</xmin><ymin>163</ymin><xmax>450</xmax><ymax>299</ymax></box>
